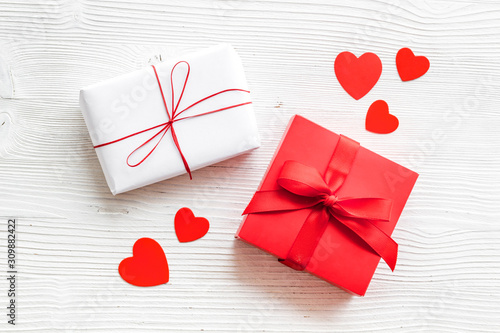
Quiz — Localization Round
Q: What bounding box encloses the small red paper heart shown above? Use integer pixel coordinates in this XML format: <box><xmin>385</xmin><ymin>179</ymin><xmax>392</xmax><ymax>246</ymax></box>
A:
<box><xmin>396</xmin><ymin>48</ymin><xmax>430</xmax><ymax>81</ymax></box>
<box><xmin>175</xmin><ymin>207</ymin><xmax>209</xmax><ymax>243</ymax></box>
<box><xmin>365</xmin><ymin>100</ymin><xmax>399</xmax><ymax>134</ymax></box>
<box><xmin>334</xmin><ymin>51</ymin><xmax>382</xmax><ymax>100</ymax></box>
<box><xmin>118</xmin><ymin>238</ymin><xmax>169</xmax><ymax>287</ymax></box>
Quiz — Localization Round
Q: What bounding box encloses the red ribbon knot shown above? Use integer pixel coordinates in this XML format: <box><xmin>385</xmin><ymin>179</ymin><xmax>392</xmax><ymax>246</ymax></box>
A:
<box><xmin>322</xmin><ymin>194</ymin><xmax>338</xmax><ymax>208</ymax></box>
<box><xmin>94</xmin><ymin>61</ymin><xmax>252</xmax><ymax>179</ymax></box>
<box><xmin>243</xmin><ymin>135</ymin><xmax>398</xmax><ymax>271</ymax></box>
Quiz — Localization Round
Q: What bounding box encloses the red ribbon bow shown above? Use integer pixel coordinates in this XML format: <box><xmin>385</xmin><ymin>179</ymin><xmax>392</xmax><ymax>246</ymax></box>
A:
<box><xmin>243</xmin><ymin>135</ymin><xmax>398</xmax><ymax>271</ymax></box>
<box><xmin>94</xmin><ymin>61</ymin><xmax>252</xmax><ymax>179</ymax></box>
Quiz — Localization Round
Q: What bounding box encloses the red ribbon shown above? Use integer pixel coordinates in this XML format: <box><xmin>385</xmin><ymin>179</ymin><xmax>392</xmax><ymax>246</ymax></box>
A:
<box><xmin>94</xmin><ymin>61</ymin><xmax>252</xmax><ymax>179</ymax></box>
<box><xmin>243</xmin><ymin>135</ymin><xmax>398</xmax><ymax>271</ymax></box>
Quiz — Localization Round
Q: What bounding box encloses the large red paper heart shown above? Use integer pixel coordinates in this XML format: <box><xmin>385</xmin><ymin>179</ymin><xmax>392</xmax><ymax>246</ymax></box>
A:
<box><xmin>175</xmin><ymin>207</ymin><xmax>209</xmax><ymax>243</ymax></box>
<box><xmin>396</xmin><ymin>48</ymin><xmax>430</xmax><ymax>81</ymax></box>
<box><xmin>365</xmin><ymin>100</ymin><xmax>399</xmax><ymax>134</ymax></box>
<box><xmin>334</xmin><ymin>51</ymin><xmax>382</xmax><ymax>100</ymax></box>
<box><xmin>118</xmin><ymin>238</ymin><xmax>169</xmax><ymax>287</ymax></box>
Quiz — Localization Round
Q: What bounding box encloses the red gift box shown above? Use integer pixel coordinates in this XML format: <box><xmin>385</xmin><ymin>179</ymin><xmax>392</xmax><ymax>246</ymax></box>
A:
<box><xmin>236</xmin><ymin>115</ymin><xmax>418</xmax><ymax>296</ymax></box>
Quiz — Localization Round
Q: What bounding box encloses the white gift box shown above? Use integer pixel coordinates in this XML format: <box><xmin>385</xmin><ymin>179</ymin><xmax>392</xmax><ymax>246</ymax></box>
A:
<box><xmin>80</xmin><ymin>44</ymin><xmax>260</xmax><ymax>194</ymax></box>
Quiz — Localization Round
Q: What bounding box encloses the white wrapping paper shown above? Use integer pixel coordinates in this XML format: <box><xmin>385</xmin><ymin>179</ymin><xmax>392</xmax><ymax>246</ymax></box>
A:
<box><xmin>80</xmin><ymin>44</ymin><xmax>260</xmax><ymax>194</ymax></box>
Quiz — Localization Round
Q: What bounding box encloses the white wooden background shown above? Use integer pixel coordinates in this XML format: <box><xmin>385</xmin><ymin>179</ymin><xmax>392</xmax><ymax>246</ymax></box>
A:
<box><xmin>0</xmin><ymin>0</ymin><xmax>499</xmax><ymax>332</ymax></box>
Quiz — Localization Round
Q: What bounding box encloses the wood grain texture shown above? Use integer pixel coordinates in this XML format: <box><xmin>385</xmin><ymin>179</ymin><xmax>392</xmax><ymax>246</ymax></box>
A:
<box><xmin>1</xmin><ymin>0</ymin><xmax>500</xmax><ymax>331</ymax></box>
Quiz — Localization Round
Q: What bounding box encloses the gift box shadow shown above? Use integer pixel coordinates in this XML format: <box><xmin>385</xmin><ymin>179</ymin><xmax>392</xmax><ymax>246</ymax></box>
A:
<box><xmin>231</xmin><ymin>239</ymin><xmax>354</xmax><ymax>311</ymax></box>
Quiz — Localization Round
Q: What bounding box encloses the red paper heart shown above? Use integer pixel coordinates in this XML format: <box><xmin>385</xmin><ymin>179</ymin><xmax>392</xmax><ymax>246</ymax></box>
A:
<box><xmin>118</xmin><ymin>238</ymin><xmax>169</xmax><ymax>287</ymax></box>
<box><xmin>334</xmin><ymin>51</ymin><xmax>382</xmax><ymax>100</ymax></box>
<box><xmin>365</xmin><ymin>100</ymin><xmax>399</xmax><ymax>134</ymax></box>
<box><xmin>396</xmin><ymin>48</ymin><xmax>430</xmax><ymax>81</ymax></box>
<box><xmin>175</xmin><ymin>207</ymin><xmax>209</xmax><ymax>243</ymax></box>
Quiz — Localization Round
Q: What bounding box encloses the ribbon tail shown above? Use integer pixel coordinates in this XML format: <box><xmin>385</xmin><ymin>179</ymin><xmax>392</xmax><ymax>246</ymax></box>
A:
<box><xmin>243</xmin><ymin>189</ymin><xmax>322</xmax><ymax>215</ymax></box>
<box><xmin>169</xmin><ymin>125</ymin><xmax>192</xmax><ymax>179</ymax></box>
<box><xmin>334</xmin><ymin>215</ymin><xmax>398</xmax><ymax>271</ymax></box>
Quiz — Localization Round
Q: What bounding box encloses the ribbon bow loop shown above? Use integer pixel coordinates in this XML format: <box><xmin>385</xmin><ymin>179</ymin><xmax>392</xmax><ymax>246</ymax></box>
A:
<box><xmin>277</xmin><ymin>160</ymin><xmax>332</xmax><ymax>197</ymax></box>
<box><xmin>169</xmin><ymin>61</ymin><xmax>190</xmax><ymax>118</ymax></box>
